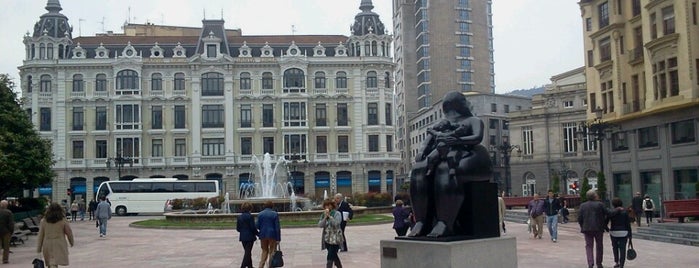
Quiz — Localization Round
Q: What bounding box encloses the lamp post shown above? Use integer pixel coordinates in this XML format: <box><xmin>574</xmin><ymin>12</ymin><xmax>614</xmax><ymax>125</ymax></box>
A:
<box><xmin>106</xmin><ymin>154</ymin><xmax>133</xmax><ymax>180</ymax></box>
<box><xmin>576</xmin><ymin>107</ymin><xmax>616</xmax><ymax>201</ymax></box>
<box><xmin>491</xmin><ymin>138</ymin><xmax>522</xmax><ymax>196</ymax></box>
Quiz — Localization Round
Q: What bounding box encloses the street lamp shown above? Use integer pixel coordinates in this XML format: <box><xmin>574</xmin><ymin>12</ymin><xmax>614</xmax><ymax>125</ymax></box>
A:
<box><xmin>576</xmin><ymin>107</ymin><xmax>617</xmax><ymax>200</ymax></box>
<box><xmin>490</xmin><ymin>138</ymin><xmax>522</xmax><ymax>196</ymax></box>
<box><xmin>106</xmin><ymin>154</ymin><xmax>133</xmax><ymax>180</ymax></box>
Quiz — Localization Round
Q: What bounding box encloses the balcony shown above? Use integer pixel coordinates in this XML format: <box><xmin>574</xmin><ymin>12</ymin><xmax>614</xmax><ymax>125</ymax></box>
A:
<box><xmin>628</xmin><ymin>47</ymin><xmax>644</xmax><ymax>64</ymax></box>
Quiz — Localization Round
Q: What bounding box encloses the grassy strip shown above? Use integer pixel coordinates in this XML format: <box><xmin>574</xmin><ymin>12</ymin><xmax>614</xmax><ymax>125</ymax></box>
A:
<box><xmin>131</xmin><ymin>214</ymin><xmax>394</xmax><ymax>229</ymax></box>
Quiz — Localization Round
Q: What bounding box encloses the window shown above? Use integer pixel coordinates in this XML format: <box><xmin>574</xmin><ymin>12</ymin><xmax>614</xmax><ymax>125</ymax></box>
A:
<box><xmin>150</xmin><ymin>73</ymin><xmax>163</xmax><ymax>91</ymax></box>
<box><xmin>366</xmin><ymin>71</ymin><xmax>378</xmax><ymax>88</ymax></box>
<box><xmin>338</xmin><ymin>135</ymin><xmax>349</xmax><ymax>153</ymax></box>
<box><xmin>262</xmin><ymin>104</ymin><xmax>274</xmax><ymax>127</ymax></box>
<box><xmin>72</xmin><ymin>107</ymin><xmax>84</xmax><ymax>131</ymax></box>
<box><xmin>202</xmin><ymin>105</ymin><xmax>224</xmax><ymax>128</ymax></box>
<box><xmin>116</xmin><ymin>137</ymin><xmax>140</xmax><ymax>159</ymax></box>
<box><xmin>95</xmin><ymin>140</ymin><xmax>107</xmax><ymax>158</ymax></box>
<box><xmin>151</xmin><ymin>106</ymin><xmax>163</xmax><ymax>129</ymax></box>
<box><xmin>585</xmin><ymin>18</ymin><xmax>592</xmax><ymax>31</ymax></box>
<box><xmin>262</xmin><ymin>72</ymin><xmax>273</xmax><ymax>90</ymax></box>
<box><xmin>368</xmin><ymin>135</ymin><xmax>379</xmax><ymax>152</ymax></box>
<box><xmin>240</xmin><ymin>104</ymin><xmax>252</xmax><ymax>128</ymax></box>
<box><xmin>202</xmin><ymin>138</ymin><xmax>224</xmax><ymax>156</ymax></box>
<box><xmin>335</xmin><ymin>71</ymin><xmax>347</xmax><ymax>89</ymax></box>
<box><xmin>316</xmin><ymin>136</ymin><xmax>327</xmax><ymax>154</ymax></box>
<box><xmin>662</xmin><ymin>6</ymin><xmax>675</xmax><ymax>35</ymax></box>
<box><xmin>174</xmin><ymin>73</ymin><xmax>185</xmax><ymax>91</ymax></box>
<box><xmin>175</xmin><ymin>139</ymin><xmax>186</xmax><ymax>156</ymax></box>
<box><xmin>95</xmin><ymin>106</ymin><xmax>107</xmax><ymax>130</ymax></box>
<box><xmin>72</xmin><ymin>74</ymin><xmax>84</xmax><ymax>92</ymax></box>
<box><xmin>504</xmin><ymin>105</ymin><xmax>510</xmax><ymax>113</ymax></box>
<box><xmin>632</xmin><ymin>0</ymin><xmax>641</xmax><ymax>16</ymax></box>
<box><xmin>671</xmin><ymin>120</ymin><xmax>696</xmax><ymax>144</ymax></box>
<box><xmin>95</xmin><ymin>74</ymin><xmax>107</xmax><ymax>92</ymax></box>
<box><xmin>563</xmin><ymin>100</ymin><xmax>574</xmax><ymax>108</ymax></box>
<box><xmin>489</xmin><ymin>119</ymin><xmax>498</xmax><ymax>129</ymax></box>
<box><xmin>240</xmin><ymin>72</ymin><xmax>251</xmax><ymax>90</ymax></box>
<box><xmin>283</xmin><ymin>68</ymin><xmax>305</xmax><ymax>90</ymax></box>
<box><xmin>315</xmin><ymin>103</ymin><xmax>327</xmax><ymax>126</ymax></box>
<box><xmin>40</xmin><ymin>75</ymin><xmax>51</xmax><ymax>92</ymax></box>
<box><xmin>386</xmin><ymin>135</ymin><xmax>393</xmax><ymax>152</ymax></box>
<box><xmin>367</xmin><ymin>103</ymin><xmax>379</xmax><ymax>125</ymax></box>
<box><xmin>72</xmin><ymin>140</ymin><xmax>84</xmax><ymax>159</ymax></box>
<box><xmin>653</xmin><ymin>57</ymin><xmax>678</xmax><ymax>99</ymax></box>
<box><xmin>207</xmin><ymin>44</ymin><xmax>217</xmax><ymax>58</ymax></box>
<box><xmin>39</xmin><ymin>107</ymin><xmax>51</xmax><ymax>131</ymax></box>
<box><xmin>116</xmin><ymin>69</ymin><xmax>139</xmax><ymax>90</ymax></box>
<box><xmin>283</xmin><ymin>102</ymin><xmax>306</xmax><ymax>127</ymax></box>
<box><xmin>668</xmin><ymin>57</ymin><xmax>679</xmax><ymax>96</ymax></box>
<box><xmin>563</xmin><ymin>123</ymin><xmax>578</xmax><ymax>153</ymax></box>
<box><xmin>174</xmin><ymin>105</ymin><xmax>185</xmax><ymax>129</ymax></box>
<box><xmin>599</xmin><ymin>37</ymin><xmax>611</xmax><ymax>62</ymax></box>
<box><xmin>284</xmin><ymin>134</ymin><xmax>307</xmax><ymax>155</ymax></box>
<box><xmin>384</xmin><ymin>72</ymin><xmax>391</xmax><ymax>88</ymax></box>
<box><xmin>26</xmin><ymin>75</ymin><xmax>32</xmax><ymax>93</ymax></box>
<box><xmin>587</xmin><ymin>50</ymin><xmax>594</xmax><ymax>67</ymax></box>
<box><xmin>314</xmin><ymin>72</ymin><xmax>326</xmax><ymax>89</ymax></box>
<box><xmin>241</xmin><ymin>137</ymin><xmax>252</xmax><ymax>155</ymax></box>
<box><xmin>522</xmin><ymin>126</ymin><xmax>534</xmax><ymax>155</ymax></box>
<box><xmin>385</xmin><ymin>103</ymin><xmax>392</xmax><ymax>126</ymax></box>
<box><xmin>611</xmin><ymin>132</ymin><xmax>629</xmax><ymax>151</ymax></box>
<box><xmin>491</xmin><ymin>103</ymin><xmax>497</xmax><ymax>113</ymax></box>
<box><xmin>650</xmin><ymin>13</ymin><xmax>658</xmax><ymax>39</ymax></box>
<box><xmin>598</xmin><ymin>2</ymin><xmax>609</xmax><ymax>28</ymax></box>
<box><xmin>263</xmin><ymin>137</ymin><xmax>275</xmax><ymax>154</ymax></box>
<box><xmin>337</xmin><ymin>103</ymin><xmax>348</xmax><ymax>126</ymax></box>
<box><xmin>152</xmin><ymin>139</ymin><xmax>163</xmax><ymax>157</ymax></box>
<box><xmin>581</xmin><ymin>126</ymin><xmax>597</xmax><ymax>152</ymax></box>
<box><xmin>201</xmin><ymin>72</ymin><xmax>224</xmax><ymax>96</ymax></box>
<box><xmin>638</xmin><ymin>126</ymin><xmax>659</xmax><ymax>148</ymax></box>
<box><xmin>115</xmin><ymin>104</ymin><xmax>140</xmax><ymax>130</ymax></box>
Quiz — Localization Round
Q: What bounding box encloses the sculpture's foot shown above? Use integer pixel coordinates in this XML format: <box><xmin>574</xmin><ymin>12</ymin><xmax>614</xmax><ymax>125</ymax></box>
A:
<box><xmin>426</xmin><ymin>221</ymin><xmax>447</xmax><ymax>238</ymax></box>
<box><xmin>407</xmin><ymin>221</ymin><xmax>424</xmax><ymax>237</ymax></box>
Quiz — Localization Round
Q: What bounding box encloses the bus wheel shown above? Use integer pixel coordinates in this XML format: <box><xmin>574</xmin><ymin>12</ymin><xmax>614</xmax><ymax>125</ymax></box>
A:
<box><xmin>115</xmin><ymin>206</ymin><xmax>127</xmax><ymax>216</ymax></box>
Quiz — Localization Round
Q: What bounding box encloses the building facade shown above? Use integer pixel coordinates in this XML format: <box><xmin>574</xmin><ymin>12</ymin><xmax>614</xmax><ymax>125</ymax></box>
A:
<box><xmin>393</xmin><ymin>0</ymin><xmax>496</xmax><ymax>186</ymax></box>
<box><xmin>579</xmin><ymin>0</ymin><xmax>699</xmax><ymax>206</ymax></box>
<box><xmin>20</xmin><ymin>0</ymin><xmax>400</xmax><ymax>202</ymax></box>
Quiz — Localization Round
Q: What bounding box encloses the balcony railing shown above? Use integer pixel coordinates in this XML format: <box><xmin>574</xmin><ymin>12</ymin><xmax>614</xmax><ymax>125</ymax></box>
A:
<box><xmin>628</xmin><ymin>47</ymin><xmax>644</xmax><ymax>63</ymax></box>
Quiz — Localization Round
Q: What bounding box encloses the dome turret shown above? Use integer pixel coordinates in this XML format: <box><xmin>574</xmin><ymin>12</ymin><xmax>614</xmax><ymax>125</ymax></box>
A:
<box><xmin>351</xmin><ymin>0</ymin><xmax>386</xmax><ymax>36</ymax></box>
<box><xmin>32</xmin><ymin>0</ymin><xmax>72</xmax><ymax>39</ymax></box>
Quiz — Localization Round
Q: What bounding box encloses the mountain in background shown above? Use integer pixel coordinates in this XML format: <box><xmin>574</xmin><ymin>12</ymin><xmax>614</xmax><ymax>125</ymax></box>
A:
<box><xmin>504</xmin><ymin>85</ymin><xmax>545</xmax><ymax>98</ymax></box>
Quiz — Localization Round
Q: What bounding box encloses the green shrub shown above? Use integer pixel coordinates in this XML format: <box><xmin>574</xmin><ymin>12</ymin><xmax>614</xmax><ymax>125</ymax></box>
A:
<box><xmin>352</xmin><ymin>192</ymin><xmax>392</xmax><ymax>207</ymax></box>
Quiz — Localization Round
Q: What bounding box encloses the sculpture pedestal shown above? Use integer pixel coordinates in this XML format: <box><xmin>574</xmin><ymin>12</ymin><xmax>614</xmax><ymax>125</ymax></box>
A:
<box><xmin>380</xmin><ymin>236</ymin><xmax>517</xmax><ymax>268</ymax></box>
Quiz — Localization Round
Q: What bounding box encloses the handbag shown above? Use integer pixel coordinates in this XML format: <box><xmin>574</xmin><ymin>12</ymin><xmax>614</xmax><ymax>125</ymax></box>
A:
<box><xmin>270</xmin><ymin>243</ymin><xmax>284</xmax><ymax>267</ymax></box>
<box><xmin>32</xmin><ymin>258</ymin><xmax>45</xmax><ymax>268</ymax></box>
<box><xmin>626</xmin><ymin>239</ymin><xmax>637</xmax><ymax>261</ymax></box>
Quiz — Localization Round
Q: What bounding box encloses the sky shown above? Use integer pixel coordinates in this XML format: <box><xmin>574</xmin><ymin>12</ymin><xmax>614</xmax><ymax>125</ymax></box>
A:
<box><xmin>0</xmin><ymin>0</ymin><xmax>583</xmax><ymax>94</ymax></box>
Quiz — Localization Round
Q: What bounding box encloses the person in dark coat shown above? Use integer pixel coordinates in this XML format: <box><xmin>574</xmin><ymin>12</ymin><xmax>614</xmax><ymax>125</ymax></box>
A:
<box><xmin>607</xmin><ymin>198</ymin><xmax>632</xmax><ymax>268</ymax></box>
<box><xmin>392</xmin><ymin>200</ymin><xmax>411</xmax><ymax>236</ymax></box>
<box><xmin>256</xmin><ymin>201</ymin><xmax>280</xmax><ymax>268</ymax></box>
<box><xmin>88</xmin><ymin>198</ymin><xmax>97</xmax><ymax>221</ymax></box>
<box><xmin>578</xmin><ymin>190</ymin><xmax>607</xmax><ymax>268</ymax></box>
<box><xmin>236</xmin><ymin>202</ymin><xmax>258</xmax><ymax>268</ymax></box>
<box><xmin>334</xmin><ymin>193</ymin><xmax>353</xmax><ymax>251</ymax></box>
<box><xmin>543</xmin><ymin>190</ymin><xmax>562</xmax><ymax>242</ymax></box>
<box><xmin>631</xmin><ymin>192</ymin><xmax>643</xmax><ymax>227</ymax></box>
<box><xmin>0</xmin><ymin>200</ymin><xmax>14</xmax><ymax>264</ymax></box>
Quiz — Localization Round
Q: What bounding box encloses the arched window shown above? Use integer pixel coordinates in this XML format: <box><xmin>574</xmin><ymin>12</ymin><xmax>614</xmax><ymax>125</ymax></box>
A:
<box><xmin>240</xmin><ymin>72</ymin><xmax>251</xmax><ymax>90</ymax></box>
<box><xmin>366</xmin><ymin>71</ymin><xmax>378</xmax><ymax>88</ymax></box>
<box><xmin>151</xmin><ymin>73</ymin><xmax>162</xmax><ymax>91</ymax></box>
<box><xmin>174</xmin><ymin>72</ymin><xmax>185</xmax><ymax>91</ymax></box>
<box><xmin>201</xmin><ymin>72</ymin><xmax>224</xmax><ymax>96</ymax></box>
<box><xmin>40</xmin><ymin>75</ymin><xmax>51</xmax><ymax>92</ymax></box>
<box><xmin>371</xmin><ymin>41</ymin><xmax>377</xmax><ymax>56</ymax></box>
<box><xmin>384</xmin><ymin>71</ymin><xmax>391</xmax><ymax>88</ymax></box>
<box><xmin>335</xmin><ymin>71</ymin><xmax>347</xmax><ymax>89</ymax></box>
<box><xmin>95</xmin><ymin>74</ymin><xmax>107</xmax><ymax>92</ymax></box>
<box><xmin>262</xmin><ymin>72</ymin><xmax>273</xmax><ymax>90</ymax></box>
<box><xmin>314</xmin><ymin>71</ymin><xmax>326</xmax><ymax>89</ymax></box>
<box><xmin>283</xmin><ymin>68</ymin><xmax>305</xmax><ymax>92</ymax></box>
<box><xmin>116</xmin><ymin>69</ymin><xmax>139</xmax><ymax>90</ymax></box>
<box><xmin>72</xmin><ymin>74</ymin><xmax>84</xmax><ymax>92</ymax></box>
<box><xmin>26</xmin><ymin>75</ymin><xmax>33</xmax><ymax>93</ymax></box>
<box><xmin>47</xmin><ymin>43</ymin><xmax>54</xmax><ymax>59</ymax></box>
<box><xmin>39</xmin><ymin>43</ymin><xmax>46</xmax><ymax>59</ymax></box>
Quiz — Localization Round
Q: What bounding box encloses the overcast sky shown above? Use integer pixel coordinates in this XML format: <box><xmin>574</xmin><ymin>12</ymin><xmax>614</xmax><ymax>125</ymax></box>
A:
<box><xmin>0</xmin><ymin>0</ymin><xmax>583</xmax><ymax>94</ymax></box>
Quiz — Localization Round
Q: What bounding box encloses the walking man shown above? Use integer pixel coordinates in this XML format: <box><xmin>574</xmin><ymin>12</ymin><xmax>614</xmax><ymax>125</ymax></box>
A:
<box><xmin>527</xmin><ymin>194</ymin><xmax>545</xmax><ymax>239</ymax></box>
<box><xmin>543</xmin><ymin>190</ymin><xmax>562</xmax><ymax>242</ymax></box>
<box><xmin>631</xmin><ymin>192</ymin><xmax>643</xmax><ymax>227</ymax></box>
<box><xmin>0</xmin><ymin>200</ymin><xmax>15</xmax><ymax>264</ymax></box>
<box><xmin>578</xmin><ymin>190</ymin><xmax>607</xmax><ymax>268</ymax></box>
<box><xmin>335</xmin><ymin>193</ymin><xmax>353</xmax><ymax>251</ymax></box>
<box><xmin>95</xmin><ymin>196</ymin><xmax>112</xmax><ymax>237</ymax></box>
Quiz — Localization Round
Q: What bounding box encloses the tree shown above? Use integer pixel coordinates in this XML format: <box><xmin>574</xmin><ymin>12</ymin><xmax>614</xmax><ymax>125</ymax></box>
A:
<box><xmin>0</xmin><ymin>74</ymin><xmax>55</xmax><ymax>199</ymax></box>
<box><xmin>551</xmin><ymin>173</ymin><xmax>560</xmax><ymax>194</ymax></box>
<box><xmin>597</xmin><ymin>171</ymin><xmax>608</xmax><ymax>206</ymax></box>
<box><xmin>580</xmin><ymin>177</ymin><xmax>591</xmax><ymax>203</ymax></box>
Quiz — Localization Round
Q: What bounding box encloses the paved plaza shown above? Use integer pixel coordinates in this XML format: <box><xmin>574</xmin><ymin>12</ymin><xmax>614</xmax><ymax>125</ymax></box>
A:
<box><xmin>4</xmin><ymin>215</ymin><xmax>698</xmax><ymax>267</ymax></box>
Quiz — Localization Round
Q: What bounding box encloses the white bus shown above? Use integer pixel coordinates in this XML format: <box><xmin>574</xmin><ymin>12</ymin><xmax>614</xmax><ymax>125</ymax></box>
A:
<box><xmin>96</xmin><ymin>178</ymin><xmax>220</xmax><ymax>216</ymax></box>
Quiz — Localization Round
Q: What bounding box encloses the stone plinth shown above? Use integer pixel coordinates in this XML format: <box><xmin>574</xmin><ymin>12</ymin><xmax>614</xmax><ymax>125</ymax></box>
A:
<box><xmin>380</xmin><ymin>236</ymin><xmax>517</xmax><ymax>268</ymax></box>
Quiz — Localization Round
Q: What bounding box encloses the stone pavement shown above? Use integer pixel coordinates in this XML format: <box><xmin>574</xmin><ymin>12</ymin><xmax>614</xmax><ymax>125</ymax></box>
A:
<box><xmin>3</xmin><ymin>215</ymin><xmax>698</xmax><ymax>267</ymax></box>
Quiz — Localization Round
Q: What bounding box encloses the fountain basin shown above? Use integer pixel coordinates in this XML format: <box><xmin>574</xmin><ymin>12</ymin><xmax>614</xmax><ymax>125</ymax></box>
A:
<box><xmin>163</xmin><ymin>206</ymin><xmax>383</xmax><ymax>224</ymax></box>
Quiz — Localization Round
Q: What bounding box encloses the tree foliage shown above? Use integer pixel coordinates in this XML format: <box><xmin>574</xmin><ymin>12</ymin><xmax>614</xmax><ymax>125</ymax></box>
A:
<box><xmin>551</xmin><ymin>173</ymin><xmax>560</xmax><ymax>194</ymax></box>
<box><xmin>0</xmin><ymin>74</ymin><xmax>55</xmax><ymax>199</ymax></box>
<box><xmin>596</xmin><ymin>171</ymin><xmax>608</xmax><ymax>205</ymax></box>
<box><xmin>580</xmin><ymin>176</ymin><xmax>591</xmax><ymax>203</ymax></box>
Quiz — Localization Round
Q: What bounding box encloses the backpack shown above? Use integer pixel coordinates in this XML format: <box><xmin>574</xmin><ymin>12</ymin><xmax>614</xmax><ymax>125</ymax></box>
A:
<box><xmin>645</xmin><ymin>200</ymin><xmax>653</xmax><ymax>210</ymax></box>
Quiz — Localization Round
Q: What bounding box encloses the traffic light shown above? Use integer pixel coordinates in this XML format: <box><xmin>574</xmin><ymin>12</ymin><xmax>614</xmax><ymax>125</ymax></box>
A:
<box><xmin>67</xmin><ymin>188</ymin><xmax>73</xmax><ymax>196</ymax></box>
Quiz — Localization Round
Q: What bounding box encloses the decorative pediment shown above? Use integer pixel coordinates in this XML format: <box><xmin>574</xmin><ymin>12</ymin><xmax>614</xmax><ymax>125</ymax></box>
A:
<box><xmin>285</xmin><ymin>41</ymin><xmax>301</xmax><ymax>56</ymax></box>
<box><xmin>72</xmin><ymin>43</ymin><xmax>86</xmax><ymax>59</ymax></box>
<box><xmin>173</xmin><ymin>42</ymin><xmax>186</xmax><ymax>58</ymax></box>
<box><xmin>238</xmin><ymin>41</ymin><xmax>252</xmax><ymax>58</ymax></box>
<box><xmin>313</xmin><ymin>42</ymin><xmax>326</xmax><ymax>57</ymax></box>
<box><xmin>150</xmin><ymin>42</ymin><xmax>164</xmax><ymax>58</ymax></box>
<box><xmin>121</xmin><ymin>41</ymin><xmax>138</xmax><ymax>58</ymax></box>
<box><xmin>261</xmin><ymin>42</ymin><xmax>274</xmax><ymax>57</ymax></box>
<box><xmin>334</xmin><ymin>42</ymin><xmax>348</xmax><ymax>57</ymax></box>
<box><xmin>94</xmin><ymin>43</ymin><xmax>109</xmax><ymax>59</ymax></box>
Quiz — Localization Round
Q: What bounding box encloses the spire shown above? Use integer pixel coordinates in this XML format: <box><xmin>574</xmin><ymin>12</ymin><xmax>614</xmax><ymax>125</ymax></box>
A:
<box><xmin>351</xmin><ymin>0</ymin><xmax>385</xmax><ymax>36</ymax></box>
<box><xmin>32</xmin><ymin>0</ymin><xmax>72</xmax><ymax>39</ymax></box>
<box><xmin>359</xmin><ymin>0</ymin><xmax>374</xmax><ymax>12</ymax></box>
<box><xmin>45</xmin><ymin>0</ymin><xmax>62</xmax><ymax>13</ymax></box>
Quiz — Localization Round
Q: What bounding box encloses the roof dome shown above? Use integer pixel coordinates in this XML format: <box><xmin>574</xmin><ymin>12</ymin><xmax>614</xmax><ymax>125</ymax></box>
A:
<box><xmin>351</xmin><ymin>0</ymin><xmax>386</xmax><ymax>36</ymax></box>
<box><xmin>32</xmin><ymin>0</ymin><xmax>72</xmax><ymax>39</ymax></box>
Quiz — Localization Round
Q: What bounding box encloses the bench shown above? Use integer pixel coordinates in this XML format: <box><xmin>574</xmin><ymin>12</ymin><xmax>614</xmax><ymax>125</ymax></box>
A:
<box><xmin>664</xmin><ymin>199</ymin><xmax>699</xmax><ymax>223</ymax></box>
<box><xmin>11</xmin><ymin>230</ymin><xmax>30</xmax><ymax>246</ymax></box>
<box><xmin>503</xmin><ymin>196</ymin><xmax>533</xmax><ymax>209</ymax></box>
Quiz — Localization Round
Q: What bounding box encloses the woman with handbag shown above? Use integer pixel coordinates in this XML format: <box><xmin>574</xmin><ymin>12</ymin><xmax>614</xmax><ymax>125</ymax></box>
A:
<box><xmin>37</xmin><ymin>203</ymin><xmax>74</xmax><ymax>268</ymax></box>
<box><xmin>392</xmin><ymin>199</ymin><xmax>411</xmax><ymax>236</ymax></box>
<box><xmin>236</xmin><ymin>202</ymin><xmax>258</xmax><ymax>268</ymax></box>
<box><xmin>318</xmin><ymin>198</ymin><xmax>343</xmax><ymax>268</ymax></box>
<box><xmin>607</xmin><ymin>198</ymin><xmax>632</xmax><ymax>268</ymax></box>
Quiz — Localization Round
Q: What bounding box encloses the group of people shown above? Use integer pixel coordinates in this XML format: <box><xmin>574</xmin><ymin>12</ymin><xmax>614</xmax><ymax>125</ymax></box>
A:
<box><xmin>578</xmin><ymin>190</ymin><xmax>635</xmax><ymax>268</ymax></box>
<box><xmin>527</xmin><ymin>190</ymin><xmax>565</xmax><ymax>242</ymax></box>
<box><xmin>236</xmin><ymin>193</ymin><xmax>353</xmax><ymax>268</ymax></box>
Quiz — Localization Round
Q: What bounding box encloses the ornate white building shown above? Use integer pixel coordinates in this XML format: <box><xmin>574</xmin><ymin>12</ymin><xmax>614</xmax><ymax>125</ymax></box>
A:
<box><xmin>20</xmin><ymin>0</ymin><xmax>399</xmax><ymax>202</ymax></box>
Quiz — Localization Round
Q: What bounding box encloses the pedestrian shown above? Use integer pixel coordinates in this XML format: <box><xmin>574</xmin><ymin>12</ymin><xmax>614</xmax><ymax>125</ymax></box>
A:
<box><xmin>630</xmin><ymin>192</ymin><xmax>643</xmax><ymax>227</ymax></box>
<box><xmin>69</xmin><ymin>201</ymin><xmax>78</xmax><ymax>222</ymax></box>
<box><xmin>318</xmin><ymin>198</ymin><xmax>343</xmax><ymax>268</ymax></box>
<box><xmin>392</xmin><ymin>199</ymin><xmax>411</xmax><ymax>236</ymax></box>
<box><xmin>642</xmin><ymin>194</ymin><xmax>655</xmax><ymax>226</ymax></box>
<box><xmin>560</xmin><ymin>199</ymin><xmax>570</xmax><ymax>224</ymax></box>
<box><xmin>578</xmin><ymin>190</ymin><xmax>607</xmax><ymax>268</ymax></box>
<box><xmin>527</xmin><ymin>193</ymin><xmax>545</xmax><ymax>239</ymax></box>
<box><xmin>498</xmin><ymin>193</ymin><xmax>506</xmax><ymax>234</ymax></box>
<box><xmin>256</xmin><ymin>200</ymin><xmax>280</xmax><ymax>268</ymax></box>
<box><xmin>95</xmin><ymin>196</ymin><xmax>112</xmax><ymax>237</ymax></box>
<box><xmin>607</xmin><ymin>198</ymin><xmax>632</xmax><ymax>268</ymax></box>
<box><xmin>543</xmin><ymin>190</ymin><xmax>562</xmax><ymax>242</ymax></box>
<box><xmin>334</xmin><ymin>193</ymin><xmax>353</xmax><ymax>251</ymax></box>
<box><xmin>78</xmin><ymin>198</ymin><xmax>86</xmax><ymax>221</ymax></box>
<box><xmin>88</xmin><ymin>198</ymin><xmax>97</xmax><ymax>221</ymax></box>
<box><xmin>37</xmin><ymin>202</ymin><xmax>74</xmax><ymax>268</ymax></box>
<box><xmin>0</xmin><ymin>200</ymin><xmax>15</xmax><ymax>264</ymax></box>
<box><xmin>236</xmin><ymin>202</ymin><xmax>257</xmax><ymax>268</ymax></box>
